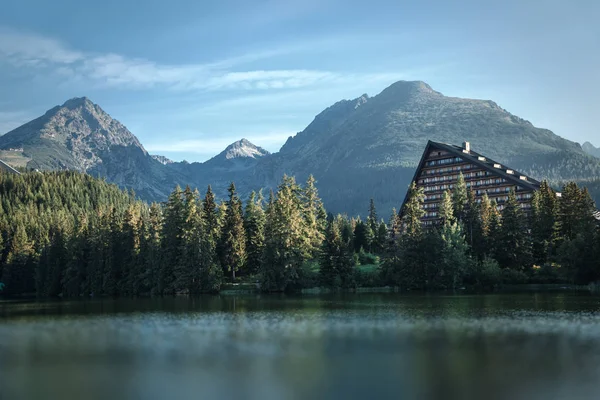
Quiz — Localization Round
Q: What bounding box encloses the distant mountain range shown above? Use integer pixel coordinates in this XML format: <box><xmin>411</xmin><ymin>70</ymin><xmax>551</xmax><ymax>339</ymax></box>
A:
<box><xmin>1</xmin><ymin>81</ymin><xmax>599</xmax><ymax>215</ymax></box>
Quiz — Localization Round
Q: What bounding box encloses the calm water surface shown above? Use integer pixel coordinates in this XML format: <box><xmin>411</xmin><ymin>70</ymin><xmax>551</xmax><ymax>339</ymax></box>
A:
<box><xmin>1</xmin><ymin>292</ymin><xmax>600</xmax><ymax>400</ymax></box>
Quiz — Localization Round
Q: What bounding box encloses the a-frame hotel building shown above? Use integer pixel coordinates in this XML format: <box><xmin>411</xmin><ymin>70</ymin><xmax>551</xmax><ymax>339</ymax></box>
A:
<box><xmin>401</xmin><ymin>141</ymin><xmax>541</xmax><ymax>226</ymax></box>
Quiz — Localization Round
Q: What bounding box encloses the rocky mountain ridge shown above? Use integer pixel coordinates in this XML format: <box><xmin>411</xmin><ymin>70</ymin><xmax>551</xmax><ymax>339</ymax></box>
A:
<box><xmin>0</xmin><ymin>97</ymin><xmax>183</xmax><ymax>200</ymax></box>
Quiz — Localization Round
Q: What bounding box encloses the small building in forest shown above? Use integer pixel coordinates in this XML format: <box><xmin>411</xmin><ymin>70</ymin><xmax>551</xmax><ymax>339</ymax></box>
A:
<box><xmin>401</xmin><ymin>141</ymin><xmax>541</xmax><ymax>226</ymax></box>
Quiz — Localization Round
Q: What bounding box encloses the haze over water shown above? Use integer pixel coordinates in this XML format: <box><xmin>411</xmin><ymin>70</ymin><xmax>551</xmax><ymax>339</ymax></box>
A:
<box><xmin>1</xmin><ymin>292</ymin><xmax>600</xmax><ymax>400</ymax></box>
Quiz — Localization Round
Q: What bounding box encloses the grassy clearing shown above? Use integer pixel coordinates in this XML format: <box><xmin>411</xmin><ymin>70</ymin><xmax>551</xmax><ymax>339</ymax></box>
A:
<box><xmin>0</xmin><ymin>151</ymin><xmax>30</xmax><ymax>168</ymax></box>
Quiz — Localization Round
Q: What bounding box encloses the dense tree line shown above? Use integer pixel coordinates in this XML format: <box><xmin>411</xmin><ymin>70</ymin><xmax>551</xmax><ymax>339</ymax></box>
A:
<box><xmin>0</xmin><ymin>171</ymin><xmax>339</xmax><ymax>295</ymax></box>
<box><xmin>381</xmin><ymin>176</ymin><xmax>600</xmax><ymax>289</ymax></box>
<box><xmin>0</xmin><ymin>170</ymin><xmax>599</xmax><ymax>297</ymax></box>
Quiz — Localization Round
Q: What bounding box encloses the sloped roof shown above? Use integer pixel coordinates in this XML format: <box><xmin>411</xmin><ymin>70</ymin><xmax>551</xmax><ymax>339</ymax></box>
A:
<box><xmin>399</xmin><ymin>140</ymin><xmax>541</xmax><ymax>214</ymax></box>
<box><xmin>0</xmin><ymin>158</ymin><xmax>20</xmax><ymax>175</ymax></box>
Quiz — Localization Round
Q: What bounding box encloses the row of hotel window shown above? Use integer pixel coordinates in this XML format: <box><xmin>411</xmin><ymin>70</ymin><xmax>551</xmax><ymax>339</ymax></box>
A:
<box><xmin>423</xmin><ymin>191</ymin><xmax>533</xmax><ymax>203</ymax></box>
<box><xmin>419</xmin><ymin>171</ymin><xmax>498</xmax><ymax>184</ymax></box>
<box><xmin>422</xmin><ymin>164</ymin><xmax>475</xmax><ymax>176</ymax></box>
<box><xmin>424</xmin><ymin>202</ymin><xmax>532</xmax><ymax>218</ymax></box>
<box><xmin>424</xmin><ymin>157</ymin><xmax>464</xmax><ymax>167</ymax></box>
<box><xmin>423</xmin><ymin>180</ymin><xmax>514</xmax><ymax>193</ymax></box>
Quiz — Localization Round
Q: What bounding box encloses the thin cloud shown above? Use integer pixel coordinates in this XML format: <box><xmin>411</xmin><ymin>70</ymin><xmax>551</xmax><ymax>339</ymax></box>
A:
<box><xmin>0</xmin><ymin>29</ymin><xmax>83</xmax><ymax>65</ymax></box>
<box><xmin>0</xmin><ymin>28</ymin><xmax>387</xmax><ymax>92</ymax></box>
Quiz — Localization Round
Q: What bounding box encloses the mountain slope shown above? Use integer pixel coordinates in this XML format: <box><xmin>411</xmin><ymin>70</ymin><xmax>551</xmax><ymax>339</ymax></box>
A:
<box><xmin>0</xmin><ymin>97</ymin><xmax>184</xmax><ymax>200</ymax></box>
<box><xmin>255</xmin><ymin>81</ymin><xmax>600</xmax><ymax>215</ymax></box>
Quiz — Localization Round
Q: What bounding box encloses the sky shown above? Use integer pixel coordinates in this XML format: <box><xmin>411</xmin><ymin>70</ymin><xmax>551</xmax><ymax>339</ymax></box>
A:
<box><xmin>0</xmin><ymin>0</ymin><xmax>598</xmax><ymax>162</ymax></box>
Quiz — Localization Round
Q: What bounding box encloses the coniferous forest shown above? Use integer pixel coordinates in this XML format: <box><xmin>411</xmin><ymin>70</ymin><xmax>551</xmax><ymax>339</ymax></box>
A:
<box><xmin>0</xmin><ymin>170</ymin><xmax>599</xmax><ymax>297</ymax></box>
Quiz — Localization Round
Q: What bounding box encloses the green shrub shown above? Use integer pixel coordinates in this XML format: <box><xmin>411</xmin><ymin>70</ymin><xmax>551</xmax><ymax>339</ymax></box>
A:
<box><xmin>357</xmin><ymin>248</ymin><xmax>379</xmax><ymax>265</ymax></box>
<box><xmin>476</xmin><ymin>257</ymin><xmax>502</xmax><ymax>288</ymax></box>
<box><xmin>501</xmin><ymin>268</ymin><xmax>529</xmax><ymax>284</ymax></box>
<box><xmin>531</xmin><ymin>263</ymin><xmax>564</xmax><ymax>284</ymax></box>
<box><xmin>355</xmin><ymin>265</ymin><xmax>382</xmax><ymax>287</ymax></box>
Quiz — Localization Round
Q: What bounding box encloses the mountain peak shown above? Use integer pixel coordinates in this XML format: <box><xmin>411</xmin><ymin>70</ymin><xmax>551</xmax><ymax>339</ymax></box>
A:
<box><xmin>379</xmin><ymin>80</ymin><xmax>440</xmax><ymax>99</ymax></box>
<box><xmin>151</xmin><ymin>154</ymin><xmax>174</xmax><ymax>165</ymax></box>
<box><xmin>61</xmin><ymin>96</ymin><xmax>94</xmax><ymax>109</ymax></box>
<box><xmin>222</xmin><ymin>138</ymin><xmax>270</xmax><ymax>160</ymax></box>
<box><xmin>0</xmin><ymin>96</ymin><xmax>147</xmax><ymax>172</ymax></box>
<box><xmin>583</xmin><ymin>141</ymin><xmax>600</xmax><ymax>159</ymax></box>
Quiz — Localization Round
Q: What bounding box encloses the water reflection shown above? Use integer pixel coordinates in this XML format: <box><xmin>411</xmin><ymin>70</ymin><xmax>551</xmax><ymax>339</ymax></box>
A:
<box><xmin>1</xmin><ymin>293</ymin><xmax>600</xmax><ymax>400</ymax></box>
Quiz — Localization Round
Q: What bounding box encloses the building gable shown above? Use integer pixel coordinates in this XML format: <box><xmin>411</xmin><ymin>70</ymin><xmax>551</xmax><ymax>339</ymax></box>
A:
<box><xmin>399</xmin><ymin>141</ymin><xmax>541</xmax><ymax>225</ymax></box>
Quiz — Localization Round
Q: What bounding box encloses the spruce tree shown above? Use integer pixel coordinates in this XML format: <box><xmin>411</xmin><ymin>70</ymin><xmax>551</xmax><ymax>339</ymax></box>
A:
<box><xmin>221</xmin><ymin>182</ymin><xmax>246</xmax><ymax>281</ymax></box>
<box><xmin>439</xmin><ymin>222</ymin><xmax>470</xmax><ymax>290</ymax></box>
<box><xmin>160</xmin><ymin>186</ymin><xmax>184</xmax><ymax>294</ymax></box>
<box><xmin>376</xmin><ymin>220</ymin><xmax>388</xmax><ymax>254</ymax></box>
<box><xmin>531</xmin><ymin>181</ymin><xmax>559</xmax><ymax>265</ymax></box>
<box><xmin>496</xmin><ymin>189</ymin><xmax>531</xmax><ymax>270</ymax></box>
<box><xmin>452</xmin><ymin>172</ymin><xmax>468</xmax><ymax>221</ymax></box>
<box><xmin>558</xmin><ymin>182</ymin><xmax>582</xmax><ymax>241</ymax></box>
<box><xmin>244</xmin><ymin>191</ymin><xmax>266</xmax><ymax>276</ymax></box>
<box><xmin>175</xmin><ymin>186</ymin><xmax>201</xmax><ymax>293</ymax></box>
<box><xmin>401</xmin><ymin>182</ymin><xmax>425</xmax><ymax>238</ymax></box>
<box><xmin>143</xmin><ymin>202</ymin><xmax>163</xmax><ymax>295</ymax></box>
<box><xmin>3</xmin><ymin>223</ymin><xmax>35</xmax><ymax>295</ymax></box>
<box><xmin>260</xmin><ymin>175</ymin><xmax>310</xmax><ymax>291</ymax></box>
<box><xmin>367</xmin><ymin>199</ymin><xmax>379</xmax><ymax>251</ymax></box>
<box><xmin>302</xmin><ymin>175</ymin><xmax>325</xmax><ymax>258</ymax></box>
<box><xmin>382</xmin><ymin>183</ymin><xmax>425</xmax><ymax>288</ymax></box>
<box><xmin>320</xmin><ymin>215</ymin><xmax>355</xmax><ymax>288</ymax></box>
<box><xmin>439</xmin><ymin>190</ymin><xmax>455</xmax><ymax>226</ymax></box>
<box><xmin>353</xmin><ymin>219</ymin><xmax>371</xmax><ymax>253</ymax></box>
<box><xmin>203</xmin><ymin>185</ymin><xmax>219</xmax><ymax>239</ymax></box>
<box><xmin>387</xmin><ymin>207</ymin><xmax>402</xmax><ymax>248</ymax></box>
<box><xmin>463</xmin><ymin>189</ymin><xmax>479</xmax><ymax>248</ymax></box>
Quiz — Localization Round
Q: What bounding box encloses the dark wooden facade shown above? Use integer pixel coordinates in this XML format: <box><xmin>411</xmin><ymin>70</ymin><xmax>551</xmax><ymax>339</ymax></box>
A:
<box><xmin>402</xmin><ymin>141</ymin><xmax>541</xmax><ymax>226</ymax></box>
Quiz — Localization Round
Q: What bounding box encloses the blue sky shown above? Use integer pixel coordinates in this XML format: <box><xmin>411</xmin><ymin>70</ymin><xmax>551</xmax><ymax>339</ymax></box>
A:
<box><xmin>0</xmin><ymin>0</ymin><xmax>598</xmax><ymax>161</ymax></box>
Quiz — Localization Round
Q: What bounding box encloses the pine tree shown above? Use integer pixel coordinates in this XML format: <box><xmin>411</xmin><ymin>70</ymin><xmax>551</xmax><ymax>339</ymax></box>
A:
<box><xmin>3</xmin><ymin>223</ymin><xmax>35</xmax><ymax>295</ymax></box>
<box><xmin>320</xmin><ymin>216</ymin><xmax>355</xmax><ymax>288</ymax></box>
<box><xmin>558</xmin><ymin>182</ymin><xmax>582</xmax><ymax>241</ymax></box>
<box><xmin>142</xmin><ymin>203</ymin><xmax>163</xmax><ymax>295</ymax></box>
<box><xmin>496</xmin><ymin>189</ymin><xmax>531</xmax><ymax>270</ymax></box>
<box><xmin>160</xmin><ymin>186</ymin><xmax>184</xmax><ymax>294</ymax></box>
<box><xmin>401</xmin><ymin>182</ymin><xmax>425</xmax><ymax>238</ymax></box>
<box><xmin>463</xmin><ymin>188</ymin><xmax>479</xmax><ymax>248</ymax></box>
<box><xmin>260</xmin><ymin>175</ymin><xmax>310</xmax><ymax>291</ymax></box>
<box><xmin>439</xmin><ymin>190</ymin><xmax>455</xmax><ymax>226</ymax></box>
<box><xmin>556</xmin><ymin>184</ymin><xmax>598</xmax><ymax>283</ymax></box>
<box><xmin>302</xmin><ymin>175</ymin><xmax>325</xmax><ymax>258</ymax></box>
<box><xmin>382</xmin><ymin>183</ymin><xmax>425</xmax><ymax>288</ymax></box>
<box><xmin>367</xmin><ymin>199</ymin><xmax>379</xmax><ymax>251</ymax></box>
<box><xmin>439</xmin><ymin>222</ymin><xmax>470</xmax><ymax>290</ymax></box>
<box><xmin>387</xmin><ymin>207</ymin><xmax>402</xmax><ymax>248</ymax></box>
<box><xmin>472</xmin><ymin>193</ymin><xmax>490</xmax><ymax>259</ymax></box>
<box><xmin>376</xmin><ymin>220</ymin><xmax>388</xmax><ymax>254</ymax></box>
<box><xmin>452</xmin><ymin>172</ymin><xmax>468</xmax><ymax>221</ymax></box>
<box><xmin>220</xmin><ymin>182</ymin><xmax>246</xmax><ymax>281</ymax></box>
<box><xmin>202</xmin><ymin>185</ymin><xmax>219</xmax><ymax>239</ymax></box>
<box><xmin>353</xmin><ymin>219</ymin><xmax>371</xmax><ymax>253</ymax></box>
<box><xmin>244</xmin><ymin>191</ymin><xmax>265</xmax><ymax>276</ymax></box>
<box><xmin>531</xmin><ymin>181</ymin><xmax>559</xmax><ymax>265</ymax></box>
<box><xmin>175</xmin><ymin>186</ymin><xmax>201</xmax><ymax>293</ymax></box>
